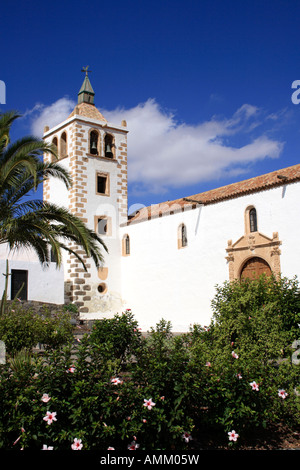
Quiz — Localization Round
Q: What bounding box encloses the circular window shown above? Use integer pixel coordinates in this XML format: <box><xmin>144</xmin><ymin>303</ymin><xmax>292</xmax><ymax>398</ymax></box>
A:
<box><xmin>97</xmin><ymin>283</ymin><xmax>107</xmax><ymax>294</ymax></box>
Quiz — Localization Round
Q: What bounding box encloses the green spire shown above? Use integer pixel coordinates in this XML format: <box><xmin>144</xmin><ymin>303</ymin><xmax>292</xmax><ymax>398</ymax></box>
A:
<box><xmin>78</xmin><ymin>66</ymin><xmax>95</xmax><ymax>105</ymax></box>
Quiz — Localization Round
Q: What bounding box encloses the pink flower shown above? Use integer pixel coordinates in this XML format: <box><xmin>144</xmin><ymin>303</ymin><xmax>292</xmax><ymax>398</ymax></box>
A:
<box><xmin>42</xmin><ymin>444</ymin><xmax>54</xmax><ymax>450</ymax></box>
<box><xmin>71</xmin><ymin>438</ymin><xmax>83</xmax><ymax>450</ymax></box>
<box><xmin>250</xmin><ymin>381</ymin><xmax>259</xmax><ymax>391</ymax></box>
<box><xmin>41</xmin><ymin>393</ymin><xmax>51</xmax><ymax>403</ymax></box>
<box><xmin>43</xmin><ymin>411</ymin><xmax>57</xmax><ymax>425</ymax></box>
<box><xmin>228</xmin><ymin>430</ymin><xmax>239</xmax><ymax>442</ymax></box>
<box><xmin>128</xmin><ymin>441</ymin><xmax>140</xmax><ymax>450</ymax></box>
<box><xmin>107</xmin><ymin>447</ymin><xmax>115</xmax><ymax>450</ymax></box>
<box><xmin>67</xmin><ymin>366</ymin><xmax>75</xmax><ymax>373</ymax></box>
<box><xmin>278</xmin><ymin>389</ymin><xmax>288</xmax><ymax>399</ymax></box>
<box><xmin>182</xmin><ymin>432</ymin><xmax>192</xmax><ymax>443</ymax></box>
<box><xmin>142</xmin><ymin>419</ymin><xmax>147</xmax><ymax>423</ymax></box>
<box><xmin>143</xmin><ymin>398</ymin><xmax>156</xmax><ymax>410</ymax></box>
<box><xmin>231</xmin><ymin>351</ymin><xmax>239</xmax><ymax>359</ymax></box>
<box><xmin>236</xmin><ymin>373</ymin><xmax>243</xmax><ymax>379</ymax></box>
<box><xmin>205</xmin><ymin>362</ymin><xmax>211</xmax><ymax>367</ymax></box>
<box><xmin>111</xmin><ymin>377</ymin><xmax>123</xmax><ymax>385</ymax></box>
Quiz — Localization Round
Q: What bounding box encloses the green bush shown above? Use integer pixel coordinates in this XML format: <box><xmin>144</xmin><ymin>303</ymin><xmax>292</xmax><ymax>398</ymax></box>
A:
<box><xmin>186</xmin><ymin>274</ymin><xmax>300</xmax><ymax>440</ymax></box>
<box><xmin>211</xmin><ymin>274</ymin><xmax>300</xmax><ymax>358</ymax></box>
<box><xmin>0</xmin><ymin>304</ymin><xmax>74</xmax><ymax>355</ymax></box>
<box><xmin>0</xmin><ymin>276</ymin><xmax>299</xmax><ymax>450</ymax></box>
<box><xmin>88</xmin><ymin>309</ymin><xmax>142</xmax><ymax>363</ymax></box>
<box><xmin>37</xmin><ymin>305</ymin><xmax>74</xmax><ymax>350</ymax></box>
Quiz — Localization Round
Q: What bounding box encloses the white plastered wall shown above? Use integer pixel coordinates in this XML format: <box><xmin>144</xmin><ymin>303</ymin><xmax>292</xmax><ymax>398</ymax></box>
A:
<box><xmin>0</xmin><ymin>245</ymin><xmax>64</xmax><ymax>304</ymax></box>
<box><xmin>120</xmin><ymin>182</ymin><xmax>300</xmax><ymax>332</ymax></box>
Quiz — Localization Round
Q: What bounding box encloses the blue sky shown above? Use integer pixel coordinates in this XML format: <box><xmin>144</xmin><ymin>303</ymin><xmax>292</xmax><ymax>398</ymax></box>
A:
<box><xmin>1</xmin><ymin>0</ymin><xmax>300</xmax><ymax>211</ymax></box>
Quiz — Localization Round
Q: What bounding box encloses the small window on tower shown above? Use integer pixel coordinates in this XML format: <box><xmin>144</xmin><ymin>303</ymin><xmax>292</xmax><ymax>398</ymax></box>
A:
<box><xmin>60</xmin><ymin>132</ymin><xmax>67</xmax><ymax>158</ymax></box>
<box><xmin>95</xmin><ymin>216</ymin><xmax>112</xmax><ymax>236</ymax></box>
<box><xmin>98</xmin><ymin>217</ymin><xmax>108</xmax><ymax>235</ymax></box>
<box><xmin>96</xmin><ymin>172</ymin><xmax>109</xmax><ymax>196</ymax></box>
<box><xmin>51</xmin><ymin>137</ymin><xmax>58</xmax><ymax>162</ymax></box>
<box><xmin>50</xmin><ymin>248</ymin><xmax>58</xmax><ymax>263</ymax></box>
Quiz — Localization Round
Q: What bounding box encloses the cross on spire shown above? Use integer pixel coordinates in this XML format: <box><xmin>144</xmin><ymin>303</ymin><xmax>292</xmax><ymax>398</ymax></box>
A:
<box><xmin>81</xmin><ymin>66</ymin><xmax>92</xmax><ymax>77</ymax></box>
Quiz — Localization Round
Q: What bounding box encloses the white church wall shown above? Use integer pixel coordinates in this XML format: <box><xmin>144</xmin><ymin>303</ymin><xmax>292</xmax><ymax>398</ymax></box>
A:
<box><xmin>120</xmin><ymin>182</ymin><xmax>300</xmax><ymax>332</ymax></box>
<box><xmin>0</xmin><ymin>245</ymin><xmax>64</xmax><ymax>304</ymax></box>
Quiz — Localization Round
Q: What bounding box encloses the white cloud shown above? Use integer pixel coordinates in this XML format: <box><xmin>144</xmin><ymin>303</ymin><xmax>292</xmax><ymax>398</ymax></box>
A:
<box><xmin>29</xmin><ymin>97</ymin><xmax>284</xmax><ymax>195</ymax></box>
<box><xmin>28</xmin><ymin>97</ymin><xmax>76</xmax><ymax>136</ymax></box>
<box><xmin>103</xmin><ymin>99</ymin><xmax>283</xmax><ymax>194</ymax></box>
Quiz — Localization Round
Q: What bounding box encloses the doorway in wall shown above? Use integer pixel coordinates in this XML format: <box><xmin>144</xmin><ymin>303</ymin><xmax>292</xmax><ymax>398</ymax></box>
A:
<box><xmin>11</xmin><ymin>269</ymin><xmax>28</xmax><ymax>300</ymax></box>
<box><xmin>240</xmin><ymin>257</ymin><xmax>272</xmax><ymax>280</ymax></box>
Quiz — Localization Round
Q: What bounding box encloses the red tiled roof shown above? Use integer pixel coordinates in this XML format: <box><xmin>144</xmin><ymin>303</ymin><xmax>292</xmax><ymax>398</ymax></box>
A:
<box><xmin>127</xmin><ymin>163</ymin><xmax>300</xmax><ymax>225</ymax></box>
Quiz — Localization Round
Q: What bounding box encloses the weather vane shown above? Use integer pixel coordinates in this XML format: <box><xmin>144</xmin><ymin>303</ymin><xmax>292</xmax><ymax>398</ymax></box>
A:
<box><xmin>81</xmin><ymin>66</ymin><xmax>92</xmax><ymax>76</ymax></box>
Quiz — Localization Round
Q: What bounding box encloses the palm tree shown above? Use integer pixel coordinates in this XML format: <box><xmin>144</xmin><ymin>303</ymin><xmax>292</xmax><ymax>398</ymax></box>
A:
<box><xmin>0</xmin><ymin>111</ymin><xmax>107</xmax><ymax>270</ymax></box>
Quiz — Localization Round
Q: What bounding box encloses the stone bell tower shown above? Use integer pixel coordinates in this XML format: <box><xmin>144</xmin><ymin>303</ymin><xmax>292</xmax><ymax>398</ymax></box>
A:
<box><xmin>43</xmin><ymin>67</ymin><xmax>128</xmax><ymax>318</ymax></box>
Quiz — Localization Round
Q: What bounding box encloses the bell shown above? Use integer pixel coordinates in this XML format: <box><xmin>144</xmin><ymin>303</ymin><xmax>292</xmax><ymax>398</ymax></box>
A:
<box><xmin>105</xmin><ymin>144</ymin><xmax>113</xmax><ymax>156</ymax></box>
<box><xmin>91</xmin><ymin>140</ymin><xmax>97</xmax><ymax>154</ymax></box>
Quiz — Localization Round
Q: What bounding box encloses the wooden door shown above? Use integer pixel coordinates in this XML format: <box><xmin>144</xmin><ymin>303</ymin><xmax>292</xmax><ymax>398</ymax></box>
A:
<box><xmin>240</xmin><ymin>257</ymin><xmax>271</xmax><ymax>280</ymax></box>
<box><xmin>11</xmin><ymin>269</ymin><xmax>28</xmax><ymax>300</ymax></box>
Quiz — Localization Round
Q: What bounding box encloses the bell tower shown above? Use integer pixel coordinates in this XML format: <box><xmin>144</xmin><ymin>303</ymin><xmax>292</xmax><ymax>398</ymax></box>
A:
<box><xmin>43</xmin><ymin>68</ymin><xmax>128</xmax><ymax>318</ymax></box>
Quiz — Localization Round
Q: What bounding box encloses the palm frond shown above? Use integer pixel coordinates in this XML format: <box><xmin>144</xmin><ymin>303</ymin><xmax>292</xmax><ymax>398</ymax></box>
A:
<box><xmin>0</xmin><ymin>111</ymin><xmax>107</xmax><ymax>271</ymax></box>
<box><xmin>0</xmin><ymin>111</ymin><xmax>20</xmax><ymax>153</ymax></box>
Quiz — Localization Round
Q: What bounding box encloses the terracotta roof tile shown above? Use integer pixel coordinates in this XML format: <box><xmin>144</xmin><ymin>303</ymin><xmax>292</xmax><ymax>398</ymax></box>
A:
<box><xmin>127</xmin><ymin>163</ymin><xmax>300</xmax><ymax>225</ymax></box>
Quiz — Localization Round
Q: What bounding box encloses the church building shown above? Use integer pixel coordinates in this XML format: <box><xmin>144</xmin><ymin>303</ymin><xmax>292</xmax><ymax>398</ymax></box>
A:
<box><xmin>1</xmin><ymin>72</ymin><xmax>300</xmax><ymax>332</ymax></box>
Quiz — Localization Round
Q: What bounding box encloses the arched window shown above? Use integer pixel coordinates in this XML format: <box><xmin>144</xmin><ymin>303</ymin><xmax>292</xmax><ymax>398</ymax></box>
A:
<box><xmin>52</xmin><ymin>136</ymin><xmax>58</xmax><ymax>151</ymax></box>
<box><xmin>122</xmin><ymin>234</ymin><xmax>130</xmax><ymax>256</ymax></box>
<box><xmin>245</xmin><ymin>206</ymin><xmax>258</xmax><ymax>234</ymax></box>
<box><xmin>249</xmin><ymin>208</ymin><xmax>257</xmax><ymax>232</ymax></box>
<box><xmin>104</xmin><ymin>133</ymin><xmax>114</xmax><ymax>158</ymax></box>
<box><xmin>182</xmin><ymin>224</ymin><xmax>188</xmax><ymax>247</ymax></box>
<box><xmin>51</xmin><ymin>136</ymin><xmax>58</xmax><ymax>162</ymax></box>
<box><xmin>125</xmin><ymin>235</ymin><xmax>130</xmax><ymax>255</ymax></box>
<box><xmin>90</xmin><ymin>130</ymin><xmax>99</xmax><ymax>155</ymax></box>
<box><xmin>178</xmin><ymin>223</ymin><xmax>188</xmax><ymax>249</ymax></box>
<box><xmin>60</xmin><ymin>132</ymin><xmax>67</xmax><ymax>158</ymax></box>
